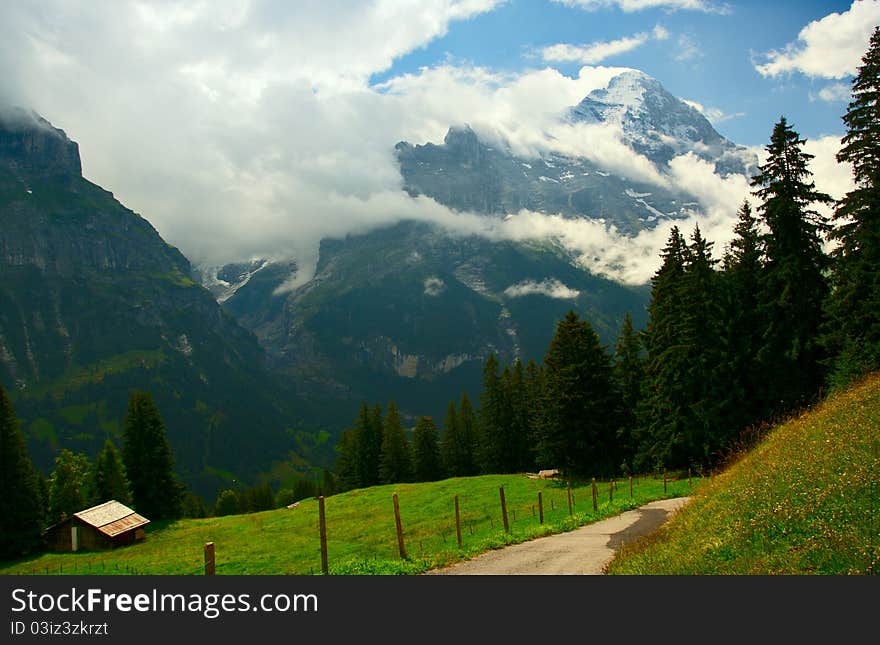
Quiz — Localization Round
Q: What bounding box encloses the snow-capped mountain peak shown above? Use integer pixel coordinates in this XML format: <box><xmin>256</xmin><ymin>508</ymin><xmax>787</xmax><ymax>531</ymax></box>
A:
<box><xmin>568</xmin><ymin>69</ymin><xmax>754</xmax><ymax>175</ymax></box>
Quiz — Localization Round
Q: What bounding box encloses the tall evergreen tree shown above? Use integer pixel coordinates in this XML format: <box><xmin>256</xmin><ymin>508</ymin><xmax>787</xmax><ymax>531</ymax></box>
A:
<box><xmin>506</xmin><ymin>359</ymin><xmax>534</xmax><ymax>472</ymax></box>
<box><xmin>524</xmin><ymin>358</ymin><xmax>547</xmax><ymax>469</ymax></box>
<box><xmin>335</xmin><ymin>427</ymin><xmax>361</xmax><ymax>491</ymax></box>
<box><xmin>613</xmin><ymin>312</ymin><xmax>644</xmax><ymax>472</ymax></box>
<box><xmin>720</xmin><ymin>200</ymin><xmax>766</xmax><ymax>432</ymax></box>
<box><xmin>637</xmin><ymin>226</ymin><xmax>688</xmax><ymax>470</ymax></box>
<box><xmin>379</xmin><ymin>401</ymin><xmax>411</xmax><ymax>484</ymax></box>
<box><xmin>679</xmin><ymin>225</ymin><xmax>724</xmax><ymax>464</ymax></box>
<box><xmin>538</xmin><ymin>310</ymin><xmax>618</xmax><ymax>478</ymax></box>
<box><xmin>47</xmin><ymin>449</ymin><xmax>92</xmax><ymax>525</ymax></box>
<box><xmin>440</xmin><ymin>400</ymin><xmax>468</xmax><ymax>477</ymax></box>
<box><xmin>411</xmin><ymin>416</ymin><xmax>443</xmax><ymax>482</ymax></box>
<box><xmin>121</xmin><ymin>391</ymin><xmax>182</xmax><ymax>520</ymax></box>
<box><xmin>826</xmin><ymin>26</ymin><xmax>880</xmax><ymax>383</ymax></box>
<box><xmin>0</xmin><ymin>386</ymin><xmax>43</xmax><ymax>558</ymax></box>
<box><xmin>355</xmin><ymin>403</ymin><xmax>383</xmax><ymax>488</ymax></box>
<box><xmin>751</xmin><ymin>117</ymin><xmax>832</xmax><ymax>412</ymax></box>
<box><xmin>457</xmin><ymin>392</ymin><xmax>478</xmax><ymax>476</ymax></box>
<box><xmin>476</xmin><ymin>354</ymin><xmax>504</xmax><ymax>474</ymax></box>
<box><xmin>92</xmin><ymin>439</ymin><xmax>131</xmax><ymax>506</ymax></box>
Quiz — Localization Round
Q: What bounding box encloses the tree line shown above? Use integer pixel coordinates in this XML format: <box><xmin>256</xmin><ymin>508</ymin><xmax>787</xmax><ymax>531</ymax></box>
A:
<box><xmin>0</xmin><ymin>388</ymin><xmax>185</xmax><ymax>559</ymax></box>
<box><xmin>334</xmin><ymin>27</ymin><xmax>880</xmax><ymax>489</ymax></box>
<box><xmin>0</xmin><ymin>382</ymin><xmax>333</xmax><ymax>563</ymax></box>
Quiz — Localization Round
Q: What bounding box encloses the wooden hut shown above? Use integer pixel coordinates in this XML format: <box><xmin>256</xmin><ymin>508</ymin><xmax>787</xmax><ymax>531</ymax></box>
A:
<box><xmin>44</xmin><ymin>500</ymin><xmax>149</xmax><ymax>552</ymax></box>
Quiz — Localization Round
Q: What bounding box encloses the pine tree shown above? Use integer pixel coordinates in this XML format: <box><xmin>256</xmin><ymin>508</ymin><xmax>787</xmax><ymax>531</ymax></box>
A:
<box><xmin>613</xmin><ymin>312</ymin><xmax>644</xmax><ymax>472</ymax></box>
<box><xmin>539</xmin><ymin>310</ymin><xmax>618</xmax><ymax>478</ymax></box>
<box><xmin>121</xmin><ymin>391</ymin><xmax>183</xmax><ymax>520</ymax></box>
<box><xmin>411</xmin><ymin>416</ymin><xmax>443</xmax><ymax>482</ymax></box>
<box><xmin>476</xmin><ymin>354</ymin><xmax>504</xmax><ymax>474</ymax></box>
<box><xmin>0</xmin><ymin>385</ymin><xmax>43</xmax><ymax>558</ymax></box>
<box><xmin>751</xmin><ymin>117</ymin><xmax>832</xmax><ymax>412</ymax></box>
<box><xmin>827</xmin><ymin>26</ymin><xmax>880</xmax><ymax>384</ymax></box>
<box><xmin>92</xmin><ymin>439</ymin><xmax>131</xmax><ymax>506</ymax></box>
<box><xmin>524</xmin><ymin>358</ymin><xmax>546</xmax><ymax>469</ymax></box>
<box><xmin>457</xmin><ymin>392</ymin><xmax>478</xmax><ymax>476</ymax></box>
<box><xmin>720</xmin><ymin>200</ymin><xmax>766</xmax><ymax>432</ymax></box>
<box><xmin>440</xmin><ymin>400</ymin><xmax>467</xmax><ymax>477</ymax></box>
<box><xmin>679</xmin><ymin>225</ymin><xmax>724</xmax><ymax>464</ymax></box>
<box><xmin>637</xmin><ymin>226</ymin><xmax>688</xmax><ymax>470</ymax></box>
<box><xmin>47</xmin><ymin>449</ymin><xmax>92</xmax><ymax>524</ymax></box>
<box><xmin>335</xmin><ymin>427</ymin><xmax>361</xmax><ymax>491</ymax></box>
<box><xmin>379</xmin><ymin>401</ymin><xmax>411</xmax><ymax>484</ymax></box>
<box><xmin>506</xmin><ymin>359</ymin><xmax>533</xmax><ymax>472</ymax></box>
<box><xmin>355</xmin><ymin>403</ymin><xmax>383</xmax><ymax>488</ymax></box>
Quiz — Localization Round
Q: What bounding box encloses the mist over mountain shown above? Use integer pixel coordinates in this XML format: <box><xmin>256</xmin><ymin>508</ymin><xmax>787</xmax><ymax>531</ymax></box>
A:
<box><xmin>0</xmin><ymin>110</ymin><xmax>319</xmax><ymax>496</ymax></box>
<box><xmin>396</xmin><ymin>70</ymin><xmax>757</xmax><ymax>235</ymax></box>
<box><xmin>204</xmin><ymin>70</ymin><xmax>754</xmax><ymax>425</ymax></box>
<box><xmin>1</xmin><ymin>68</ymin><xmax>763</xmax><ymax>483</ymax></box>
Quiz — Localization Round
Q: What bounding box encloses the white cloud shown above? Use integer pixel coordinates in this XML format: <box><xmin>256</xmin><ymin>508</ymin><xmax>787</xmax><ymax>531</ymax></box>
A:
<box><xmin>0</xmin><ymin>1</ymin><xmax>849</xmax><ymax>292</ymax></box>
<box><xmin>551</xmin><ymin>0</ymin><xmax>721</xmax><ymax>12</ymax></box>
<box><xmin>675</xmin><ymin>34</ymin><xmax>702</xmax><ymax>61</ymax></box>
<box><xmin>813</xmin><ymin>82</ymin><xmax>853</xmax><ymax>103</ymax></box>
<box><xmin>540</xmin><ymin>25</ymin><xmax>669</xmax><ymax>65</ymax></box>
<box><xmin>682</xmin><ymin>99</ymin><xmax>745</xmax><ymax>124</ymax></box>
<box><xmin>755</xmin><ymin>0</ymin><xmax>880</xmax><ymax>79</ymax></box>
<box><xmin>504</xmin><ymin>279</ymin><xmax>580</xmax><ymax>299</ymax></box>
<box><xmin>804</xmin><ymin>136</ymin><xmax>855</xmax><ymax>218</ymax></box>
<box><xmin>653</xmin><ymin>25</ymin><xmax>671</xmax><ymax>40</ymax></box>
<box><xmin>541</xmin><ymin>35</ymin><xmax>650</xmax><ymax>65</ymax></box>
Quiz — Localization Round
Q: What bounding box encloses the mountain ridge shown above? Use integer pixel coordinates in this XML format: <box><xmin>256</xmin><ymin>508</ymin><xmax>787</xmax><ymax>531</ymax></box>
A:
<box><xmin>0</xmin><ymin>111</ymin><xmax>319</xmax><ymax>497</ymax></box>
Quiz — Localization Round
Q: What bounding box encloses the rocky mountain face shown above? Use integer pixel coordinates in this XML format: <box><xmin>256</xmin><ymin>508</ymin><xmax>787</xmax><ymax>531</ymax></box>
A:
<box><xmin>210</xmin><ymin>70</ymin><xmax>752</xmax><ymax>427</ymax></box>
<box><xmin>217</xmin><ymin>222</ymin><xmax>648</xmax><ymax>427</ymax></box>
<box><xmin>568</xmin><ymin>70</ymin><xmax>753</xmax><ymax>175</ymax></box>
<box><xmin>0</xmin><ymin>109</ymin><xmax>314</xmax><ymax>496</ymax></box>
<box><xmin>396</xmin><ymin>71</ymin><xmax>756</xmax><ymax>235</ymax></box>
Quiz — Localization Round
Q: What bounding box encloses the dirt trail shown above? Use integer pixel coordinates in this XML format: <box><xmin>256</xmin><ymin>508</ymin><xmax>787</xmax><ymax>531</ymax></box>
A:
<box><xmin>425</xmin><ymin>497</ymin><xmax>690</xmax><ymax>575</ymax></box>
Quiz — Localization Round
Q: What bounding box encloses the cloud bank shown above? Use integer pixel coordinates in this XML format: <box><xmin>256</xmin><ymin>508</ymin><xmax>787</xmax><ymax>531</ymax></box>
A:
<box><xmin>755</xmin><ymin>0</ymin><xmax>880</xmax><ymax>79</ymax></box>
<box><xmin>504</xmin><ymin>279</ymin><xmax>580</xmax><ymax>299</ymax></box>
<box><xmin>0</xmin><ymin>1</ymin><xmax>851</xmax><ymax>291</ymax></box>
<box><xmin>551</xmin><ymin>0</ymin><xmax>721</xmax><ymax>13</ymax></box>
<box><xmin>541</xmin><ymin>25</ymin><xmax>669</xmax><ymax>65</ymax></box>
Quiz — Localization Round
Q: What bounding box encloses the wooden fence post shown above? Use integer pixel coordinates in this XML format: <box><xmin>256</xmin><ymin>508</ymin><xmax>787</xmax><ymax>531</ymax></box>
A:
<box><xmin>567</xmin><ymin>482</ymin><xmax>573</xmax><ymax>516</ymax></box>
<box><xmin>629</xmin><ymin>475</ymin><xmax>633</xmax><ymax>498</ymax></box>
<box><xmin>392</xmin><ymin>493</ymin><xmax>407</xmax><ymax>560</ymax></box>
<box><xmin>538</xmin><ymin>491</ymin><xmax>544</xmax><ymax>524</ymax></box>
<box><xmin>591</xmin><ymin>478</ymin><xmax>597</xmax><ymax>512</ymax></box>
<box><xmin>454</xmin><ymin>495</ymin><xmax>462</xmax><ymax>550</ymax></box>
<box><xmin>318</xmin><ymin>495</ymin><xmax>329</xmax><ymax>575</ymax></box>
<box><xmin>688</xmin><ymin>467</ymin><xmax>692</xmax><ymax>488</ymax></box>
<box><xmin>609</xmin><ymin>480</ymin><xmax>613</xmax><ymax>503</ymax></box>
<box><xmin>499</xmin><ymin>487</ymin><xmax>510</xmax><ymax>533</ymax></box>
<box><xmin>663</xmin><ymin>469</ymin><xmax>668</xmax><ymax>494</ymax></box>
<box><xmin>204</xmin><ymin>542</ymin><xmax>215</xmax><ymax>576</ymax></box>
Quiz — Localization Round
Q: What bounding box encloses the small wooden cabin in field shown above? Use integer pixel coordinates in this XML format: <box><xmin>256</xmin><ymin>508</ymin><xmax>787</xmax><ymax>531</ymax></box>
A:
<box><xmin>44</xmin><ymin>500</ymin><xmax>149</xmax><ymax>552</ymax></box>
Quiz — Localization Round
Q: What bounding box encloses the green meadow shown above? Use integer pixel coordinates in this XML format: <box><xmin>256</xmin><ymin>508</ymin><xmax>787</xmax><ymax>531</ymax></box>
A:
<box><xmin>606</xmin><ymin>374</ymin><xmax>880</xmax><ymax>575</ymax></box>
<box><xmin>0</xmin><ymin>473</ymin><xmax>692</xmax><ymax>576</ymax></box>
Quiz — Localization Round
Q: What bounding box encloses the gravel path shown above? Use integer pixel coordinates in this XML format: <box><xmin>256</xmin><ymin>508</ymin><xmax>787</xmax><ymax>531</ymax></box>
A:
<box><xmin>424</xmin><ymin>496</ymin><xmax>690</xmax><ymax>575</ymax></box>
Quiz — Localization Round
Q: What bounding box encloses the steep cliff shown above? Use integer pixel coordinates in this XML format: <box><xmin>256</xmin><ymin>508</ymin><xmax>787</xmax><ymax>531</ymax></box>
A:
<box><xmin>0</xmin><ymin>109</ymin><xmax>310</xmax><ymax>496</ymax></box>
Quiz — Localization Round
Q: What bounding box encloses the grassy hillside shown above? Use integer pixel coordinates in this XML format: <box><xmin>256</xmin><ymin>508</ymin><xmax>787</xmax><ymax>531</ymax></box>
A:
<box><xmin>606</xmin><ymin>373</ymin><xmax>880</xmax><ymax>575</ymax></box>
<box><xmin>0</xmin><ymin>473</ymin><xmax>691</xmax><ymax>575</ymax></box>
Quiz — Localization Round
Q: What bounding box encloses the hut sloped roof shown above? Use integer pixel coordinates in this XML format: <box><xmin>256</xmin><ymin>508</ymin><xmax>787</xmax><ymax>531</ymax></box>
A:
<box><xmin>74</xmin><ymin>500</ymin><xmax>149</xmax><ymax>537</ymax></box>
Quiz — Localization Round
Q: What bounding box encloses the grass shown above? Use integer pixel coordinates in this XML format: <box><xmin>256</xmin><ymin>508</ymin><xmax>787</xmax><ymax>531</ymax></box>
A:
<box><xmin>0</xmin><ymin>474</ymin><xmax>693</xmax><ymax>576</ymax></box>
<box><xmin>606</xmin><ymin>373</ymin><xmax>880</xmax><ymax>575</ymax></box>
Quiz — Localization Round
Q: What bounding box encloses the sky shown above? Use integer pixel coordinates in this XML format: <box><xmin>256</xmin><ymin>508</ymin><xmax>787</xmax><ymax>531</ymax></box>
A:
<box><xmin>0</xmin><ymin>0</ymin><xmax>876</xmax><ymax>286</ymax></box>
